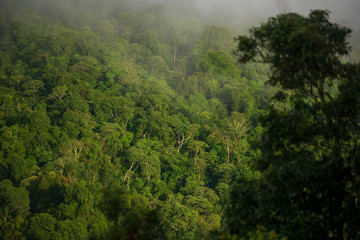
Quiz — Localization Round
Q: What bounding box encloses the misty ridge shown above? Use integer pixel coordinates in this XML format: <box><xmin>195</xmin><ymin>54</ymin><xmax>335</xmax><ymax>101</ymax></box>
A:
<box><xmin>2</xmin><ymin>0</ymin><xmax>359</xmax><ymax>59</ymax></box>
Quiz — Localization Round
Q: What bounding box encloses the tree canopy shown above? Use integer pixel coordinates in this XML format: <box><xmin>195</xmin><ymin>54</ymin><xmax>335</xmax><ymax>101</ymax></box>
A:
<box><xmin>1</xmin><ymin>0</ymin><xmax>359</xmax><ymax>238</ymax></box>
<box><xmin>226</xmin><ymin>10</ymin><xmax>360</xmax><ymax>239</ymax></box>
<box><xmin>0</xmin><ymin>0</ymin><xmax>270</xmax><ymax>239</ymax></box>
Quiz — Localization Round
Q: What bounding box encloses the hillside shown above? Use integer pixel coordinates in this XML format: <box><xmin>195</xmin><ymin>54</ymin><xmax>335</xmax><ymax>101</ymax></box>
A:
<box><xmin>0</xmin><ymin>0</ymin><xmax>272</xmax><ymax>239</ymax></box>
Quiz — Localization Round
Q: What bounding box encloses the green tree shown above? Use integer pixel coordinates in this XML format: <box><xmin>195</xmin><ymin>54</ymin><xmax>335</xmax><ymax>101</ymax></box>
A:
<box><xmin>170</xmin><ymin>116</ymin><xmax>199</xmax><ymax>154</ymax></box>
<box><xmin>145</xmin><ymin>56</ymin><xmax>169</xmax><ymax>78</ymax></box>
<box><xmin>209</xmin><ymin>112</ymin><xmax>251</xmax><ymax>165</ymax></box>
<box><xmin>100</xmin><ymin>123</ymin><xmax>134</xmax><ymax>157</ymax></box>
<box><xmin>187</xmin><ymin>140</ymin><xmax>208</xmax><ymax>181</ymax></box>
<box><xmin>0</xmin><ymin>125</ymin><xmax>36</xmax><ymax>183</ymax></box>
<box><xmin>134</xmin><ymin>30</ymin><xmax>160</xmax><ymax>55</ymax></box>
<box><xmin>26</xmin><ymin>213</ymin><xmax>61</xmax><ymax>240</ymax></box>
<box><xmin>110</xmin><ymin>11</ymin><xmax>139</xmax><ymax>40</ymax></box>
<box><xmin>127</xmin><ymin>139</ymin><xmax>161</xmax><ymax>183</ymax></box>
<box><xmin>9</xmin><ymin>60</ymin><xmax>26</xmax><ymax>91</ymax></box>
<box><xmin>48</xmin><ymin>85</ymin><xmax>68</xmax><ymax>103</ymax></box>
<box><xmin>0</xmin><ymin>179</ymin><xmax>30</xmax><ymax>239</ymax></box>
<box><xmin>100</xmin><ymin>184</ymin><xmax>162</xmax><ymax>240</ymax></box>
<box><xmin>161</xmin><ymin>193</ymin><xmax>205</xmax><ymax>240</ymax></box>
<box><xmin>22</xmin><ymin>79</ymin><xmax>44</xmax><ymax>98</ymax></box>
<box><xmin>195</xmin><ymin>26</ymin><xmax>234</xmax><ymax>54</ymax></box>
<box><xmin>226</xmin><ymin>10</ymin><xmax>360</xmax><ymax>239</ymax></box>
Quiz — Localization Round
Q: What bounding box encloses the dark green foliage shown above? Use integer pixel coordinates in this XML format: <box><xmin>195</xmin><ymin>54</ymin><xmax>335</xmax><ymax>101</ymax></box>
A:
<box><xmin>0</xmin><ymin>0</ymin><xmax>272</xmax><ymax>239</ymax></box>
<box><xmin>101</xmin><ymin>185</ymin><xmax>163</xmax><ymax>240</ymax></box>
<box><xmin>227</xmin><ymin>10</ymin><xmax>360</xmax><ymax>239</ymax></box>
<box><xmin>235</xmin><ymin>10</ymin><xmax>351</xmax><ymax>101</ymax></box>
<box><xmin>0</xmin><ymin>179</ymin><xmax>30</xmax><ymax>239</ymax></box>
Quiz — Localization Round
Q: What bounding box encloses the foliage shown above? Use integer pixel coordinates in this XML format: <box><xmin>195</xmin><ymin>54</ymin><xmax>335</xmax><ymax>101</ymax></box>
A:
<box><xmin>100</xmin><ymin>184</ymin><xmax>162</xmax><ymax>240</ymax></box>
<box><xmin>227</xmin><ymin>10</ymin><xmax>360</xmax><ymax>239</ymax></box>
<box><xmin>0</xmin><ymin>0</ymin><xmax>273</xmax><ymax>239</ymax></box>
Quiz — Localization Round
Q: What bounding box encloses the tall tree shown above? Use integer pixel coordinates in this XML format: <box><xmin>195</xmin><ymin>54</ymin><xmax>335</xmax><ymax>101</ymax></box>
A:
<box><xmin>226</xmin><ymin>10</ymin><xmax>360</xmax><ymax>239</ymax></box>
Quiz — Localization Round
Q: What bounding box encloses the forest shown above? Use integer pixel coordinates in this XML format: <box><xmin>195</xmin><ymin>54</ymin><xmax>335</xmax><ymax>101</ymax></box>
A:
<box><xmin>0</xmin><ymin>0</ymin><xmax>359</xmax><ymax>239</ymax></box>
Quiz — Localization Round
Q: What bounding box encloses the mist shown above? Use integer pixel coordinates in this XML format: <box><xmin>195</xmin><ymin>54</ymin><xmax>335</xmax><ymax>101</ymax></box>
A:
<box><xmin>149</xmin><ymin>0</ymin><xmax>360</xmax><ymax>56</ymax></box>
<box><xmin>2</xmin><ymin>0</ymin><xmax>359</xmax><ymax>56</ymax></box>
<box><xmin>194</xmin><ymin>0</ymin><xmax>360</xmax><ymax>31</ymax></box>
<box><xmin>4</xmin><ymin>0</ymin><xmax>359</xmax><ymax>31</ymax></box>
<box><xmin>193</xmin><ymin>0</ymin><xmax>360</xmax><ymax>57</ymax></box>
<box><xmin>5</xmin><ymin>0</ymin><xmax>360</xmax><ymax>32</ymax></box>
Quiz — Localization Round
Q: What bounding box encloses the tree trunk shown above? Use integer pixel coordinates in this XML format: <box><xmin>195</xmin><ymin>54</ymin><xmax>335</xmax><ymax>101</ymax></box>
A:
<box><xmin>226</xmin><ymin>147</ymin><xmax>230</xmax><ymax>163</ymax></box>
<box><xmin>173</xmin><ymin>46</ymin><xmax>177</xmax><ymax>63</ymax></box>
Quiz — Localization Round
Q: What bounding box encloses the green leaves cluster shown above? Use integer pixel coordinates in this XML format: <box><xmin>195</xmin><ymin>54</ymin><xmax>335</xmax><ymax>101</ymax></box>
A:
<box><xmin>227</xmin><ymin>10</ymin><xmax>360</xmax><ymax>239</ymax></box>
<box><xmin>0</xmin><ymin>0</ymin><xmax>271</xmax><ymax>239</ymax></box>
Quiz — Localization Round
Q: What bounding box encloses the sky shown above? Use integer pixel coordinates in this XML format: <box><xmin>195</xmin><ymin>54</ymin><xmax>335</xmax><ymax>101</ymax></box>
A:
<box><xmin>146</xmin><ymin>0</ymin><xmax>360</xmax><ymax>57</ymax></box>
<box><xmin>194</xmin><ymin>0</ymin><xmax>360</xmax><ymax>31</ymax></box>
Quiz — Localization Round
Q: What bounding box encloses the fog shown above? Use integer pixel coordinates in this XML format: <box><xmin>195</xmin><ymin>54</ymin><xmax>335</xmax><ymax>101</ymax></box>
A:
<box><xmin>3</xmin><ymin>0</ymin><xmax>360</xmax><ymax>56</ymax></box>
<box><xmin>6</xmin><ymin>0</ymin><xmax>359</xmax><ymax>32</ymax></box>
<box><xmin>152</xmin><ymin>0</ymin><xmax>359</xmax><ymax>41</ymax></box>
<box><xmin>194</xmin><ymin>0</ymin><xmax>360</xmax><ymax>33</ymax></box>
<box><xmin>192</xmin><ymin>0</ymin><xmax>360</xmax><ymax>57</ymax></box>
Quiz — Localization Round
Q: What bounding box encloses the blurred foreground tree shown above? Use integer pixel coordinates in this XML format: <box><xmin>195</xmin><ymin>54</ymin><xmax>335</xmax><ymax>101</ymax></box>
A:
<box><xmin>226</xmin><ymin>10</ymin><xmax>360</xmax><ymax>239</ymax></box>
<box><xmin>0</xmin><ymin>179</ymin><xmax>30</xmax><ymax>239</ymax></box>
<box><xmin>100</xmin><ymin>184</ymin><xmax>162</xmax><ymax>240</ymax></box>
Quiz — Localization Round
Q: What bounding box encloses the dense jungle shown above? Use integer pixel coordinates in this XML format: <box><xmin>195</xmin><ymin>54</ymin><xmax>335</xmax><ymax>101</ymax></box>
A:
<box><xmin>0</xmin><ymin>0</ymin><xmax>359</xmax><ymax>239</ymax></box>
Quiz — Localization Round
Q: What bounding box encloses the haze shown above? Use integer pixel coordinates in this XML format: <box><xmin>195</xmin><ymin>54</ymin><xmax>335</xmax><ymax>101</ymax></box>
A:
<box><xmin>192</xmin><ymin>0</ymin><xmax>360</xmax><ymax>58</ymax></box>
<box><xmin>194</xmin><ymin>0</ymin><xmax>360</xmax><ymax>31</ymax></box>
<box><xmin>4</xmin><ymin>0</ymin><xmax>360</xmax><ymax>56</ymax></box>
